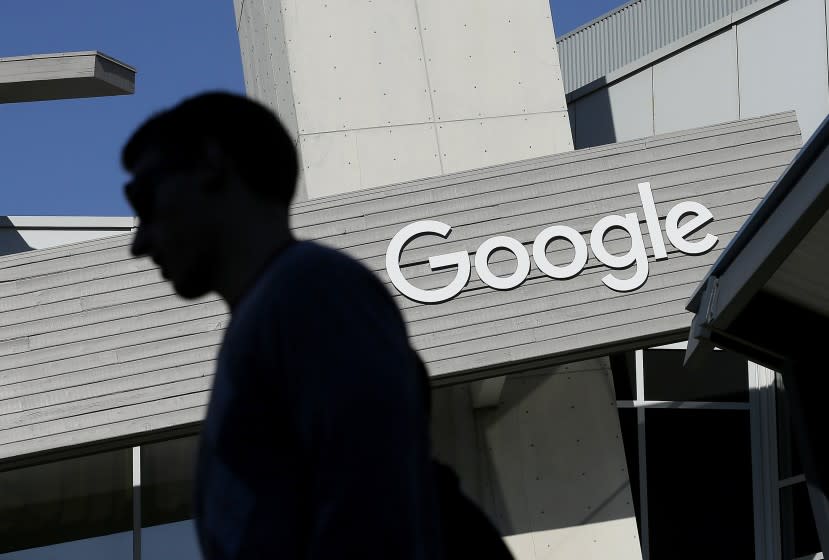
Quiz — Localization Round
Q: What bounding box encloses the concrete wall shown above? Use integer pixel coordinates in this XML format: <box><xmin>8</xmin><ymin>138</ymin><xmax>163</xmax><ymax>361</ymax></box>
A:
<box><xmin>569</xmin><ymin>0</ymin><xmax>829</xmax><ymax>148</ymax></box>
<box><xmin>432</xmin><ymin>358</ymin><xmax>642</xmax><ymax>559</ymax></box>
<box><xmin>234</xmin><ymin>0</ymin><xmax>573</xmax><ymax>200</ymax></box>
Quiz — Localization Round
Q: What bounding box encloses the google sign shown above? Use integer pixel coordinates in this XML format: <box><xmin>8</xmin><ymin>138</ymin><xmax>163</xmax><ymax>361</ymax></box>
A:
<box><xmin>385</xmin><ymin>182</ymin><xmax>718</xmax><ymax>303</ymax></box>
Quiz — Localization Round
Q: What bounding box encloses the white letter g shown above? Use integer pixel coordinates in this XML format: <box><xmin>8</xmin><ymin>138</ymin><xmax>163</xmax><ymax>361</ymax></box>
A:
<box><xmin>386</xmin><ymin>221</ymin><xmax>470</xmax><ymax>303</ymax></box>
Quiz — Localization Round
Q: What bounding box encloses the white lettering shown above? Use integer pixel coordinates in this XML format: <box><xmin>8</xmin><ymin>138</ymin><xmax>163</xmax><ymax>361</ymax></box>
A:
<box><xmin>590</xmin><ymin>213</ymin><xmax>649</xmax><ymax>292</ymax></box>
<box><xmin>385</xmin><ymin>220</ymin><xmax>470</xmax><ymax>303</ymax></box>
<box><xmin>474</xmin><ymin>236</ymin><xmax>531</xmax><ymax>290</ymax></box>
<box><xmin>385</xmin><ymin>183</ymin><xmax>718</xmax><ymax>302</ymax></box>
<box><xmin>637</xmin><ymin>182</ymin><xmax>668</xmax><ymax>260</ymax></box>
<box><xmin>532</xmin><ymin>225</ymin><xmax>587</xmax><ymax>280</ymax></box>
<box><xmin>666</xmin><ymin>201</ymin><xmax>718</xmax><ymax>255</ymax></box>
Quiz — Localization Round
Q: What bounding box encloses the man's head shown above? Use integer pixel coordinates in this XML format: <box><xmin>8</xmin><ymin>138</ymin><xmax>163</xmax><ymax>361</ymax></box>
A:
<box><xmin>122</xmin><ymin>92</ymin><xmax>298</xmax><ymax>299</ymax></box>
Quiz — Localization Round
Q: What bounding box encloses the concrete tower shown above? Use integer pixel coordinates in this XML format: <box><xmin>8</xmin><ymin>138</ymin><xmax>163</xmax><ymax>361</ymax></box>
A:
<box><xmin>233</xmin><ymin>0</ymin><xmax>573</xmax><ymax>200</ymax></box>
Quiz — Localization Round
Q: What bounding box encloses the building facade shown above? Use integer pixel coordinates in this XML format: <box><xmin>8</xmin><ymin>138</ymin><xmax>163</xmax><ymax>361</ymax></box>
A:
<box><xmin>0</xmin><ymin>1</ymin><xmax>826</xmax><ymax>559</ymax></box>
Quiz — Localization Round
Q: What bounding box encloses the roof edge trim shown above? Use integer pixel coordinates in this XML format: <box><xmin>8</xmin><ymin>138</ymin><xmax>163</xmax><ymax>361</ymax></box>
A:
<box><xmin>0</xmin><ymin>216</ymin><xmax>137</xmax><ymax>229</ymax></box>
<box><xmin>0</xmin><ymin>51</ymin><xmax>136</xmax><ymax>73</ymax></box>
<box><xmin>687</xmin><ymin>111</ymin><xmax>829</xmax><ymax>312</ymax></box>
<box><xmin>556</xmin><ymin>0</ymin><xmax>648</xmax><ymax>42</ymax></box>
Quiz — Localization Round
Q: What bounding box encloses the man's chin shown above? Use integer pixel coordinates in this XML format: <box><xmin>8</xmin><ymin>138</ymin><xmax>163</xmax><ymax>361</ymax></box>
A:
<box><xmin>170</xmin><ymin>277</ymin><xmax>212</xmax><ymax>300</ymax></box>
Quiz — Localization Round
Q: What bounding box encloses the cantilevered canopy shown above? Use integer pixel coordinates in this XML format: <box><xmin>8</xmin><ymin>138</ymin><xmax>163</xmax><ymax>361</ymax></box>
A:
<box><xmin>0</xmin><ymin>51</ymin><xmax>135</xmax><ymax>104</ymax></box>
<box><xmin>685</xmin><ymin>113</ymin><xmax>829</xmax><ymax>370</ymax></box>
<box><xmin>685</xmin><ymin>113</ymin><xmax>829</xmax><ymax>553</ymax></box>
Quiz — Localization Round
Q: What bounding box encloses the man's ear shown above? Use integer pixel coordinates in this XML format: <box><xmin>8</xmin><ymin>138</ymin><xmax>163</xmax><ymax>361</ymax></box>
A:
<box><xmin>199</xmin><ymin>138</ymin><xmax>234</xmax><ymax>193</ymax></box>
<box><xmin>202</xmin><ymin>137</ymin><xmax>225</xmax><ymax>169</ymax></box>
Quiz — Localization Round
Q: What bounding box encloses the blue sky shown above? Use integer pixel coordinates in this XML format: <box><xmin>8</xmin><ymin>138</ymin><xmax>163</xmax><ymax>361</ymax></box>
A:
<box><xmin>0</xmin><ymin>1</ymin><xmax>626</xmax><ymax>216</ymax></box>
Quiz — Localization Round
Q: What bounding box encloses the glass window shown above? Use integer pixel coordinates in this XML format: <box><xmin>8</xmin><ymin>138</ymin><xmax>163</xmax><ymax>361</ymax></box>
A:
<box><xmin>141</xmin><ymin>435</ymin><xmax>198</xmax><ymax>526</ymax></box>
<box><xmin>610</xmin><ymin>351</ymin><xmax>636</xmax><ymax>401</ymax></box>
<box><xmin>775</xmin><ymin>373</ymin><xmax>820</xmax><ymax>559</ymax></box>
<box><xmin>776</xmin><ymin>373</ymin><xmax>804</xmax><ymax>480</ymax></box>
<box><xmin>142</xmin><ymin>520</ymin><xmax>201</xmax><ymax>560</ymax></box>
<box><xmin>0</xmin><ymin>449</ymin><xmax>132</xmax><ymax>557</ymax></box>
<box><xmin>616</xmin><ymin>408</ymin><xmax>640</xmax><ymax>530</ymax></box>
<box><xmin>0</xmin><ymin>531</ymin><xmax>132</xmax><ymax>560</ymax></box>
<box><xmin>780</xmin><ymin>483</ymin><xmax>821</xmax><ymax>560</ymax></box>
<box><xmin>643</xmin><ymin>349</ymin><xmax>749</xmax><ymax>402</ymax></box>
<box><xmin>140</xmin><ymin>436</ymin><xmax>200</xmax><ymax>559</ymax></box>
<box><xmin>645</xmin><ymin>409</ymin><xmax>754</xmax><ymax>559</ymax></box>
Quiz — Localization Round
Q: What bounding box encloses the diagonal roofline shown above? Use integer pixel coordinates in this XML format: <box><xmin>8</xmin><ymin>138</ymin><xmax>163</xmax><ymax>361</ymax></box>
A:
<box><xmin>556</xmin><ymin>0</ymin><xmax>651</xmax><ymax>42</ymax></box>
<box><xmin>556</xmin><ymin>0</ymin><xmax>778</xmax><ymax>94</ymax></box>
<box><xmin>562</xmin><ymin>0</ymin><xmax>785</xmax><ymax>102</ymax></box>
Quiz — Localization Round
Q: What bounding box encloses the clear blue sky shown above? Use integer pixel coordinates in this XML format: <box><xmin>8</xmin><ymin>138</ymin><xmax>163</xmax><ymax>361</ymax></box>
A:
<box><xmin>0</xmin><ymin>0</ymin><xmax>626</xmax><ymax>216</ymax></box>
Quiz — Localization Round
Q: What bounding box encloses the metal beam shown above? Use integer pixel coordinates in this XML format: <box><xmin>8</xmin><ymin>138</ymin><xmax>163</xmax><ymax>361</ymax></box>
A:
<box><xmin>782</xmin><ymin>362</ymin><xmax>829</xmax><ymax>557</ymax></box>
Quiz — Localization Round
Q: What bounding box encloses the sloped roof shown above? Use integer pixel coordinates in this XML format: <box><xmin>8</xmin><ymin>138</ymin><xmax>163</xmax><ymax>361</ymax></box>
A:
<box><xmin>686</xmin><ymin>113</ymin><xmax>829</xmax><ymax>368</ymax></box>
<box><xmin>0</xmin><ymin>112</ymin><xmax>801</xmax><ymax>467</ymax></box>
<box><xmin>556</xmin><ymin>0</ymin><xmax>768</xmax><ymax>93</ymax></box>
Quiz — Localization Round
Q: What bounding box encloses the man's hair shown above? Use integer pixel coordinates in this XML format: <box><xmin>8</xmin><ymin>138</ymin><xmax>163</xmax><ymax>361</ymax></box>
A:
<box><xmin>122</xmin><ymin>92</ymin><xmax>299</xmax><ymax>206</ymax></box>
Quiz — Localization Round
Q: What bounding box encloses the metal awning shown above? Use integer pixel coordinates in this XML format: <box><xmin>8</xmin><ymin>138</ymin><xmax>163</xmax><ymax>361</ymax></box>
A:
<box><xmin>685</xmin><ymin>112</ymin><xmax>829</xmax><ymax>552</ymax></box>
<box><xmin>686</xmin><ymin>113</ymin><xmax>829</xmax><ymax>369</ymax></box>
<box><xmin>0</xmin><ymin>51</ymin><xmax>135</xmax><ymax>104</ymax></box>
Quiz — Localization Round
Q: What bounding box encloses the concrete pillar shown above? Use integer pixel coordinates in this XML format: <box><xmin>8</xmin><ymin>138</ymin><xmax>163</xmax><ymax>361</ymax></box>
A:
<box><xmin>234</xmin><ymin>0</ymin><xmax>573</xmax><ymax>200</ymax></box>
<box><xmin>431</xmin><ymin>359</ymin><xmax>642</xmax><ymax>560</ymax></box>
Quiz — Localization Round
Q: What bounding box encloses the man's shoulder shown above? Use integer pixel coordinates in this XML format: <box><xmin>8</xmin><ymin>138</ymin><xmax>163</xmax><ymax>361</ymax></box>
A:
<box><xmin>258</xmin><ymin>240</ymin><xmax>385</xmax><ymax>307</ymax></box>
<box><xmin>278</xmin><ymin>240</ymin><xmax>372</xmax><ymax>281</ymax></box>
<box><xmin>281</xmin><ymin>240</ymin><xmax>355</xmax><ymax>265</ymax></box>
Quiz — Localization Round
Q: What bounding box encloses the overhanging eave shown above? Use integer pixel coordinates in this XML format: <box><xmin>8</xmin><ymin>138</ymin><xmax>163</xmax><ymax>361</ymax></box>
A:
<box><xmin>0</xmin><ymin>51</ymin><xmax>135</xmax><ymax>104</ymax></box>
<box><xmin>685</xmin><ymin>113</ymin><xmax>829</xmax><ymax>366</ymax></box>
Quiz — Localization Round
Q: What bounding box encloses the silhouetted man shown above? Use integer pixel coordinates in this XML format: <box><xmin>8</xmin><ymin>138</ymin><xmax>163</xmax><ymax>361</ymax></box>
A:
<box><xmin>122</xmin><ymin>92</ymin><xmax>513</xmax><ymax>560</ymax></box>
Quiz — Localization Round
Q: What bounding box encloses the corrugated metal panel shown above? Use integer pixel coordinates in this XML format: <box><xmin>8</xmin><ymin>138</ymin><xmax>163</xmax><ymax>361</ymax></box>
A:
<box><xmin>556</xmin><ymin>0</ymin><xmax>761</xmax><ymax>93</ymax></box>
<box><xmin>0</xmin><ymin>112</ymin><xmax>800</xmax><ymax>465</ymax></box>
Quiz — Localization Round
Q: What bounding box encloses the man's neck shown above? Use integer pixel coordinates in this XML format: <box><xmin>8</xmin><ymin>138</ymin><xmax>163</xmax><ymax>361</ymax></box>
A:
<box><xmin>218</xmin><ymin>224</ymin><xmax>294</xmax><ymax>311</ymax></box>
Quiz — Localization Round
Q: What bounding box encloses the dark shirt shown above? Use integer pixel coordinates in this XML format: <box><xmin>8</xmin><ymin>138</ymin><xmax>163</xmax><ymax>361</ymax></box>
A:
<box><xmin>194</xmin><ymin>240</ymin><xmax>442</xmax><ymax>559</ymax></box>
<box><xmin>434</xmin><ymin>463</ymin><xmax>514</xmax><ymax>560</ymax></box>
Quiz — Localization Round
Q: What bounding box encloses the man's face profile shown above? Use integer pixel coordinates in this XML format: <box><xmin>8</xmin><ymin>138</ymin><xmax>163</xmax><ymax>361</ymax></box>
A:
<box><xmin>125</xmin><ymin>146</ymin><xmax>223</xmax><ymax>300</ymax></box>
<box><xmin>122</xmin><ymin>94</ymin><xmax>300</xmax><ymax>308</ymax></box>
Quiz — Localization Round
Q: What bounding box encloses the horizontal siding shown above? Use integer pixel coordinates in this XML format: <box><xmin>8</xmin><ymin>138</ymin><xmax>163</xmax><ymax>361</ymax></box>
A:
<box><xmin>0</xmin><ymin>112</ymin><xmax>800</xmax><ymax>464</ymax></box>
<box><xmin>0</xmin><ymin>402</ymin><xmax>207</xmax><ymax>460</ymax></box>
<box><xmin>0</xmin><ymin>331</ymin><xmax>223</xmax><ymax>388</ymax></box>
<box><xmin>0</xmin><ymin>376</ymin><xmax>213</xmax><ymax>435</ymax></box>
<box><xmin>0</xmin><ymin>235</ymin><xmax>133</xmax><ymax>281</ymax></box>
<box><xmin>0</xmin><ymin>314</ymin><xmax>227</xmax><ymax>373</ymax></box>
<box><xmin>0</xmin><ymin>347</ymin><xmax>219</xmax><ymax>403</ymax></box>
<box><xmin>556</xmin><ymin>0</ymin><xmax>763</xmax><ymax>93</ymax></box>
<box><xmin>0</xmin><ymin>255</ymin><xmax>152</xmax><ymax>299</ymax></box>
<box><xmin>0</xmin><ymin>295</ymin><xmax>222</xmax><ymax>344</ymax></box>
<box><xmin>0</xmin><ymin>360</ymin><xmax>215</xmax><ymax>417</ymax></box>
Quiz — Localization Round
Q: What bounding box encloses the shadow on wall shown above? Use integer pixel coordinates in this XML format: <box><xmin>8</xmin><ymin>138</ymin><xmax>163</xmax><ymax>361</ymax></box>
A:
<box><xmin>569</xmin><ymin>78</ymin><xmax>618</xmax><ymax>150</ymax></box>
<box><xmin>0</xmin><ymin>216</ymin><xmax>33</xmax><ymax>257</ymax></box>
